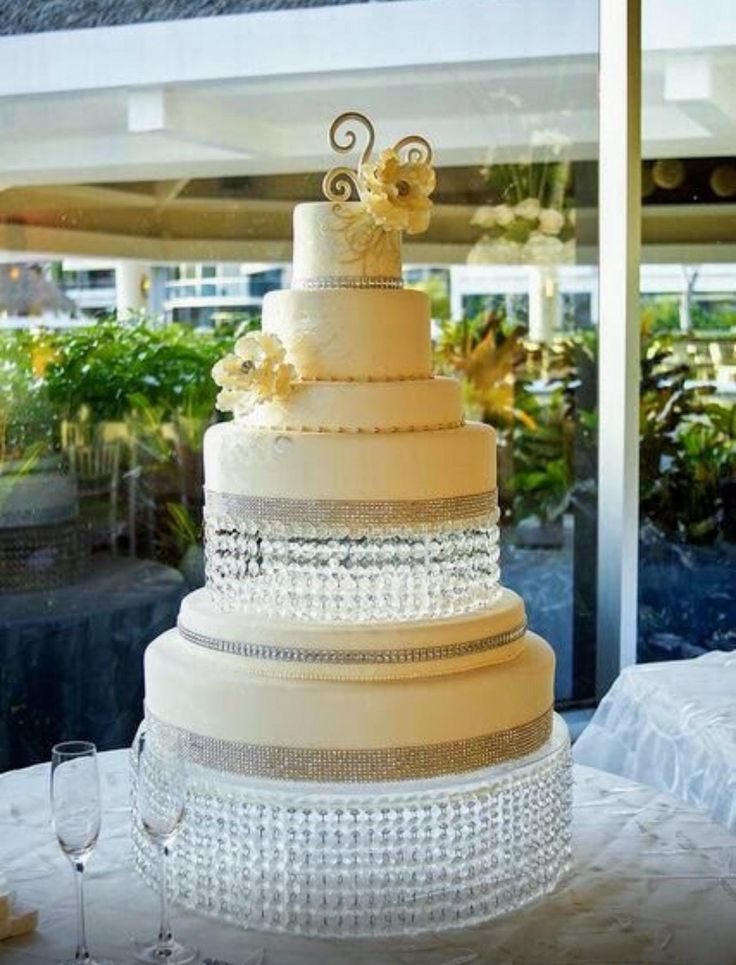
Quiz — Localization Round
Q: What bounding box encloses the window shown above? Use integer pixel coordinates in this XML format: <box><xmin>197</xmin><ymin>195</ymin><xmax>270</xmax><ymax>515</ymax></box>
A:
<box><xmin>637</xmin><ymin>3</ymin><xmax>736</xmax><ymax>664</ymax></box>
<box><xmin>6</xmin><ymin>0</ymin><xmax>693</xmax><ymax>768</ymax></box>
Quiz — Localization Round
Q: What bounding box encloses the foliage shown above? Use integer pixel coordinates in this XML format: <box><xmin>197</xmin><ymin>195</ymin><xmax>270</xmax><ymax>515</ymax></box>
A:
<box><xmin>434</xmin><ymin>310</ymin><xmax>533</xmax><ymax>429</ymax></box>
<box><xmin>641</xmin><ymin>295</ymin><xmax>736</xmax><ymax>334</ymax></box>
<box><xmin>691</xmin><ymin>303</ymin><xmax>736</xmax><ymax>332</ymax></box>
<box><xmin>166</xmin><ymin>501</ymin><xmax>201</xmax><ymax>553</ymax></box>
<box><xmin>41</xmin><ymin>318</ymin><xmax>237</xmax><ymax>422</ymax></box>
<box><xmin>509</xmin><ymin>388</ymin><xmax>575</xmax><ymax>525</ymax></box>
<box><xmin>640</xmin><ymin>296</ymin><xmax>680</xmax><ymax>334</ymax></box>
<box><xmin>406</xmin><ymin>275</ymin><xmax>451</xmax><ymax>322</ymax></box>
<box><xmin>640</xmin><ymin>334</ymin><xmax>735</xmax><ymax>543</ymax></box>
<box><xmin>0</xmin><ymin>329</ymin><xmax>58</xmax><ymax>457</ymax></box>
<box><xmin>434</xmin><ymin>309</ymin><xmax>582</xmax><ymax>525</ymax></box>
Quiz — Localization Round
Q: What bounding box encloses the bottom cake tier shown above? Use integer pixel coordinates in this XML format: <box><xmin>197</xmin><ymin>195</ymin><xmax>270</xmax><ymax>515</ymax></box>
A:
<box><xmin>131</xmin><ymin>714</ymin><xmax>572</xmax><ymax>938</ymax></box>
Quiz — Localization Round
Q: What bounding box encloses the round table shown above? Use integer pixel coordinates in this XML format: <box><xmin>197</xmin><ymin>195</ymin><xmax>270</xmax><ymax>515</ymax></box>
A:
<box><xmin>0</xmin><ymin>557</ymin><xmax>186</xmax><ymax>771</ymax></box>
<box><xmin>1</xmin><ymin>750</ymin><xmax>735</xmax><ymax>964</ymax></box>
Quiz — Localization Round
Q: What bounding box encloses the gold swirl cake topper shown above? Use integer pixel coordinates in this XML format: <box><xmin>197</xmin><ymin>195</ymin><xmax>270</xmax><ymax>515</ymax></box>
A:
<box><xmin>322</xmin><ymin>111</ymin><xmax>436</xmax><ymax>235</ymax></box>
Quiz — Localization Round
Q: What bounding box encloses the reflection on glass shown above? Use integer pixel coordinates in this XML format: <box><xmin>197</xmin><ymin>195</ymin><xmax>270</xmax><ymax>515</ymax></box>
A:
<box><xmin>0</xmin><ymin>0</ymin><xmax>603</xmax><ymax>778</ymax></box>
<box><xmin>639</xmin><ymin>3</ymin><xmax>736</xmax><ymax>663</ymax></box>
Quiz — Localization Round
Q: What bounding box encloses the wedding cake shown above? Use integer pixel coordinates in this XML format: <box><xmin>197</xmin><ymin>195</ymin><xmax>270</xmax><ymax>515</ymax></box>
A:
<box><xmin>133</xmin><ymin>113</ymin><xmax>572</xmax><ymax>937</ymax></box>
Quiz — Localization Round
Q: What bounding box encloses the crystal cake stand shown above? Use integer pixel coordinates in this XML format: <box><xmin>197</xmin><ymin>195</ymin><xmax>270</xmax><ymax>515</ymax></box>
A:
<box><xmin>131</xmin><ymin>715</ymin><xmax>572</xmax><ymax>938</ymax></box>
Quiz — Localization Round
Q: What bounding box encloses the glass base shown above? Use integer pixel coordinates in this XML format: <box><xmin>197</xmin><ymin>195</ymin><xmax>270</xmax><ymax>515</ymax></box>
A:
<box><xmin>204</xmin><ymin>517</ymin><xmax>501</xmax><ymax>622</ymax></box>
<box><xmin>131</xmin><ymin>716</ymin><xmax>573</xmax><ymax>938</ymax></box>
<box><xmin>133</xmin><ymin>938</ymin><xmax>198</xmax><ymax>963</ymax></box>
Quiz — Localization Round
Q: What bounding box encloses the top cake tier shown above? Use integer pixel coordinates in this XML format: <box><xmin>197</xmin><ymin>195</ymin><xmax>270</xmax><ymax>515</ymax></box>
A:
<box><xmin>291</xmin><ymin>201</ymin><xmax>402</xmax><ymax>290</ymax></box>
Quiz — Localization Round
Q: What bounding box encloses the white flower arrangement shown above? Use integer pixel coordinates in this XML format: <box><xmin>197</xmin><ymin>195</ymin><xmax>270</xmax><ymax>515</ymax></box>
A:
<box><xmin>469</xmin><ymin>128</ymin><xmax>576</xmax><ymax>266</ymax></box>
<box><xmin>469</xmin><ymin>197</ymin><xmax>575</xmax><ymax>266</ymax></box>
<box><xmin>212</xmin><ymin>332</ymin><xmax>296</xmax><ymax>414</ymax></box>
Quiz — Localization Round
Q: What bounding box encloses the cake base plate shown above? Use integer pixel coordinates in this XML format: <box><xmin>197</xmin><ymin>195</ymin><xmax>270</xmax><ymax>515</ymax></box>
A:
<box><xmin>131</xmin><ymin>715</ymin><xmax>572</xmax><ymax>938</ymax></box>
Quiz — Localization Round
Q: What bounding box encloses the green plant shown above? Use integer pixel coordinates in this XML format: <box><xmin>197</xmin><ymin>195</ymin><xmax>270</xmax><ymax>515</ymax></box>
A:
<box><xmin>43</xmin><ymin>317</ymin><xmax>238</xmax><ymax>423</ymax></box>
<box><xmin>434</xmin><ymin>311</ymin><xmax>582</xmax><ymax>526</ymax></box>
<box><xmin>166</xmin><ymin>501</ymin><xmax>201</xmax><ymax>553</ymax></box>
<box><xmin>406</xmin><ymin>275</ymin><xmax>451</xmax><ymax>322</ymax></box>
<box><xmin>434</xmin><ymin>310</ymin><xmax>534</xmax><ymax>429</ymax></box>
<box><xmin>510</xmin><ymin>388</ymin><xmax>575</xmax><ymax>524</ymax></box>
<box><xmin>640</xmin><ymin>296</ymin><xmax>680</xmax><ymax>334</ymax></box>
<box><xmin>639</xmin><ymin>334</ymin><xmax>735</xmax><ymax>543</ymax></box>
<box><xmin>0</xmin><ymin>330</ymin><xmax>58</xmax><ymax>458</ymax></box>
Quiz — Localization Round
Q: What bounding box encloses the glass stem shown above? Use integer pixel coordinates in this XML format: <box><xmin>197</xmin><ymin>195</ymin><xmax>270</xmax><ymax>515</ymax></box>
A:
<box><xmin>73</xmin><ymin>860</ymin><xmax>89</xmax><ymax>962</ymax></box>
<box><xmin>157</xmin><ymin>842</ymin><xmax>173</xmax><ymax>951</ymax></box>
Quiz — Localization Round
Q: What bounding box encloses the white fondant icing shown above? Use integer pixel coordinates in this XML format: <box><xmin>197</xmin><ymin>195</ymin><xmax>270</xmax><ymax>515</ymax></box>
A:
<box><xmin>261</xmin><ymin>287</ymin><xmax>431</xmax><ymax>382</ymax></box>
<box><xmin>203</xmin><ymin>421</ymin><xmax>496</xmax><ymax>500</ymax></box>
<box><xmin>178</xmin><ymin>587</ymin><xmax>526</xmax><ymax>679</ymax></box>
<box><xmin>145</xmin><ymin>628</ymin><xmax>554</xmax><ymax>750</ymax></box>
<box><xmin>238</xmin><ymin>377</ymin><xmax>462</xmax><ymax>433</ymax></box>
<box><xmin>292</xmin><ymin>202</ymin><xmax>402</xmax><ymax>283</ymax></box>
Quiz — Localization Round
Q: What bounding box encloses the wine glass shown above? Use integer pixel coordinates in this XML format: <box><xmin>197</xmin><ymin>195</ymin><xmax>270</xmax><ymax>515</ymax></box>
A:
<box><xmin>132</xmin><ymin>725</ymin><xmax>197</xmax><ymax>964</ymax></box>
<box><xmin>50</xmin><ymin>740</ymin><xmax>114</xmax><ymax>965</ymax></box>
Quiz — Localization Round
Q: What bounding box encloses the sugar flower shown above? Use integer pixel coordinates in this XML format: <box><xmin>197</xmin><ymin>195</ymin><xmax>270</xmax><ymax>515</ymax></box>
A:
<box><xmin>359</xmin><ymin>148</ymin><xmax>436</xmax><ymax>235</ymax></box>
<box><xmin>212</xmin><ymin>331</ymin><xmax>296</xmax><ymax>414</ymax></box>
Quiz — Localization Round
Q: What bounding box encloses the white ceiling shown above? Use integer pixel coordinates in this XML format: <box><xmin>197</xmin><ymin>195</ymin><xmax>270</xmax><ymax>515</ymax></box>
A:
<box><xmin>0</xmin><ymin>0</ymin><xmax>732</xmax><ymax>190</ymax></box>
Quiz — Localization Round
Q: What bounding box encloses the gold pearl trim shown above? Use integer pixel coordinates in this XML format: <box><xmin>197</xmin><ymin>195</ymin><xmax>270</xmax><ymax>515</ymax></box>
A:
<box><xmin>296</xmin><ymin>374</ymin><xmax>429</xmax><ymax>383</ymax></box>
<box><xmin>145</xmin><ymin>707</ymin><xmax>553</xmax><ymax>782</ymax></box>
<box><xmin>242</xmin><ymin>419</ymin><xmax>465</xmax><ymax>434</ymax></box>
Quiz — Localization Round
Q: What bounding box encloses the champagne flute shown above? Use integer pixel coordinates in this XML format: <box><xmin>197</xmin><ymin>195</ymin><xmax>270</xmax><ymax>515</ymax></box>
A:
<box><xmin>50</xmin><ymin>741</ymin><xmax>114</xmax><ymax>965</ymax></box>
<box><xmin>133</xmin><ymin>725</ymin><xmax>197</xmax><ymax>964</ymax></box>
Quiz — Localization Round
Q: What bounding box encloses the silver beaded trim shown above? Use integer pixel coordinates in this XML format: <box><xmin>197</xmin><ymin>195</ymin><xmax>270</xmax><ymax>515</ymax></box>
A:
<box><xmin>145</xmin><ymin>707</ymin><xmax>553</xmax><ymax>782</ymax></box>
<box><xmin>292</xmin><ymin>275</ymin><xmax>403</xmax><ymax>290</ymax></box>
<box><xmin>177</xmin><ymin>619</ymin><xmax>527</xmax><ymax>664</ymax></box>
<box><xmin>204</xmin><ymin>489</ymin><xmax>498</xmax><ymax>530</ymax></box>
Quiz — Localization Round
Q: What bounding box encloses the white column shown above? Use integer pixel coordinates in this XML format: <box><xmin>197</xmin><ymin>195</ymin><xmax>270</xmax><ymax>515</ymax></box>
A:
<box><xmin>115</xmin><ymin>261</ymin><xmax>149</xmax><ymax>316</ymax></box>
<box><xmin>597</xmin><ymin>0</ymin><xmax>642</xmax><ymax>694</ymax></box>
<box><xmin>528</xmin><ymin>266</ymin><xmax>559</xmax><ymax>343</ymax></box>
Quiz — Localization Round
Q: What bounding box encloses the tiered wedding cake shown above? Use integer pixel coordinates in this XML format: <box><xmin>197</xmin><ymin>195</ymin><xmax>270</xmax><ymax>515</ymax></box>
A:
<box><xmin>133</xmin><ymin>113</ymin><xmax>572</xmax><ymax>937</ymax></box>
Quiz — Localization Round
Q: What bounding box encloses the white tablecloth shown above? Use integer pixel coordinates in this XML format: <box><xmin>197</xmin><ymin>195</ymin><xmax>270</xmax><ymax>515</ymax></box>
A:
<box><xmin>2</xmin><ymin>750</ymin><xmax>736</xmax><ymax>964</ymax></box>
<box><xmin>573</xmin><ymin>652</ymin><xmax>736</xmax><ymax>833</ymax></box>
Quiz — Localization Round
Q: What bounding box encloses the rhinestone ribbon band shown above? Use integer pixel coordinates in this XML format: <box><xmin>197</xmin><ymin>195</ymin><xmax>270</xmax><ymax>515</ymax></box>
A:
<box><xmin>177</xmin><ymin>619</ymin><xmax>527</xmax><ymax>665</ymax></box>
<box><xmin>205</xmin><ymin>489</ymin><xmax>498</xmax><ymax>530</ymax></box>
<box><xmin>292</xmin><ymin>276</ymin><xmax>403</xmax><ymax>290</ymax></box>
<box><xmin>146</xmin><ymin>707</ymin><xmax>553</xmax><ymax>782</ymax></box>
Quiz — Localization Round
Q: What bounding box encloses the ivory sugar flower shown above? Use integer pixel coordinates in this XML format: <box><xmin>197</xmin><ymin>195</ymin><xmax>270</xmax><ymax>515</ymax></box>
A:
<box><xmin>360</xmin><ymin>148</ymin><xmax>436</xmax><ymax>235</ymax></box>
<box><xmin>212</xmin><ymin>331</ymin><xmax>296</xmax><ymax>414</ymax></box>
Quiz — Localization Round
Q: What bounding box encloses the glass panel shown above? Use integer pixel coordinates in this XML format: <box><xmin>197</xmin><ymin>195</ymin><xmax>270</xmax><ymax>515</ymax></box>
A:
<box><xmin>638</xmin><ymin>4</ymin><xmax>736</xmax><ymax>662</ymax></box>
<box><xmin>0</xmin><ymin>0</ymin><xmax>600</xmax><ymax>770</ymax></box>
